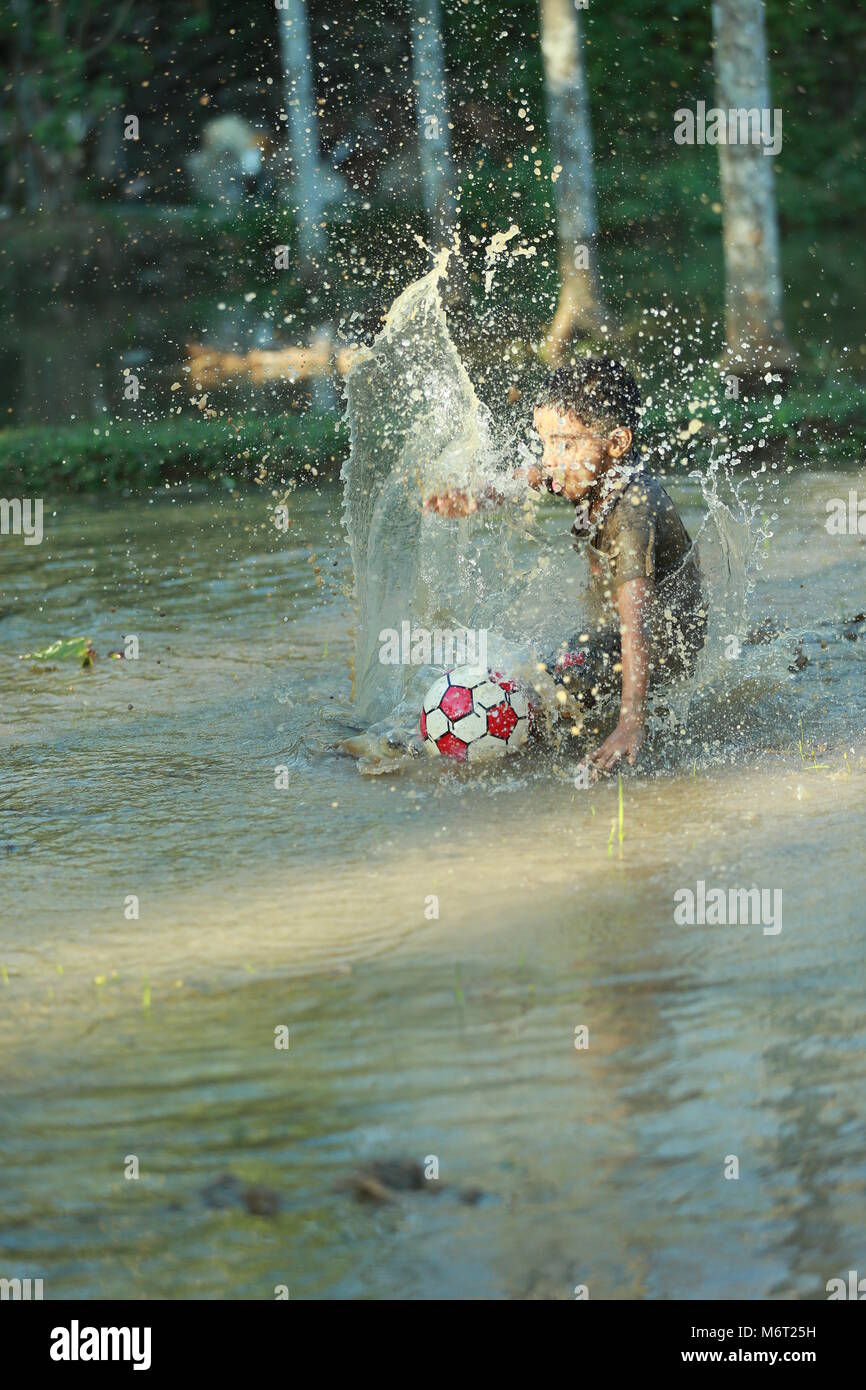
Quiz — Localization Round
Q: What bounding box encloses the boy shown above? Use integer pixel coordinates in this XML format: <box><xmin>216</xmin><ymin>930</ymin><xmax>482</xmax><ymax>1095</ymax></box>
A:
<box><xmin>425</xmin><ymin>357</ymin><xmax>706</xmax><ymax>770</ymax></box>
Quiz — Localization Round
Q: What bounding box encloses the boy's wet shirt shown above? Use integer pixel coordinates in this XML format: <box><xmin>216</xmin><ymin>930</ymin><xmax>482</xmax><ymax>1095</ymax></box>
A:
<box><xmin>538</xmin><ymin>456</ymin><xmax>707</xmax><ymax>721</ymax></box>
<box><xmin>571</xmin><ymin>468</ymin><xmax>708</xmax><ymax>684</ymax></box>
<box><xmin>529</xmin><ymin>391</ymin><xmax>708</xmax><ymax>740</ymax></box>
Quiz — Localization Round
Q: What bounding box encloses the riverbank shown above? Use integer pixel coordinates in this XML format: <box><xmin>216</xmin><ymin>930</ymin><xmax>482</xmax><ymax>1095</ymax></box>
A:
<box><xmin>0</xmin><ymin>412</ymin><xmax>346</xmax><ymax>494</ymax></box>
<box><xmin>1</xmin><ymin>365</ymin><xmax>862</xmax><ymax>494</ymax></box>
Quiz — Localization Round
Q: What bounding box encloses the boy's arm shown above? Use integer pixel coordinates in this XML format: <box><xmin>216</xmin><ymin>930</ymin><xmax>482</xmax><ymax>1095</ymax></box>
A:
<box><xmin>424</xmin><ymin>484</ymin><xmax>504</xmax><ymax>517</ymax></box>
<box><xmin>589</xmin><ymin>577</ymin><xmax>652</xmax><ymax>770</ymax></box>
<box><xmin>424</xmin><ymin>467</ymin><xmax>543</xmax><ymax>517</ymax></box>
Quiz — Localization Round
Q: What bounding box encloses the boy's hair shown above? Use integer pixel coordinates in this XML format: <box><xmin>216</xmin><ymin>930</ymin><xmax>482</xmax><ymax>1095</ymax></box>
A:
<box><xmin>537</xmin><ymin>357</ymin><xmax>641</xmax><ymax>441</ymax></box>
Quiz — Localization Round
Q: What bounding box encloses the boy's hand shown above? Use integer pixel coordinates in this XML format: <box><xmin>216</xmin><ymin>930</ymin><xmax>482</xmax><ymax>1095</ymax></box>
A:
<box><xmin>424</xmin><ymin>470</ymin><xmax>543</xmax><ymax>516</ymax></box>
<box><xmin>591</xmin><ymin>577</ymin><xmax>651</xmax><ymax>772</ymax></box>
<box><xmin>589</xmin><ymin>717</ymin><xmax>645</xmax><ymax>771</ymax></box>
<box><xmin>424</xmin><ymin>489</ymin><xmax>478</xmax><ymax>517</ymax></box>
<box><xmin>423</xmin><ymin>484</ymin><xmax>506</xmax><ymax>517</ymax></box>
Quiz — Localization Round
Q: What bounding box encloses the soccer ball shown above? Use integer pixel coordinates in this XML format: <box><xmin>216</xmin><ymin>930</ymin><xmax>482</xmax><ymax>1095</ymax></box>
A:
<box><xmin>420</xmin><ymin>665</ymin><xmax>533</xmax><ymax>762</ymax></box>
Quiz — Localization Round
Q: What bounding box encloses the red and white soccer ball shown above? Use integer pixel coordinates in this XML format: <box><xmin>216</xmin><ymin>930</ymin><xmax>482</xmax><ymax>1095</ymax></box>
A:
<box><xmin>420</xmin><ymin>665</ymin><xmax>534</xmax><ymax>762</ymax></box>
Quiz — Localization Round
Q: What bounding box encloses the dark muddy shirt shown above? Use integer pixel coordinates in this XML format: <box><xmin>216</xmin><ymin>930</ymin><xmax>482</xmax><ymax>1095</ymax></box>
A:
<box><xmin>572</xmin><ymin>470</ymin><xmax>706</xmax><ymax>680</ymax></box>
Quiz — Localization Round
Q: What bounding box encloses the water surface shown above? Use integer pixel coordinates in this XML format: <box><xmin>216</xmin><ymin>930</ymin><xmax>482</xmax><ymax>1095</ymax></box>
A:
<box><xmin>1</xmin><ymin>472</ymin><xmax>864</xmax><ymax>1299</ymax></box>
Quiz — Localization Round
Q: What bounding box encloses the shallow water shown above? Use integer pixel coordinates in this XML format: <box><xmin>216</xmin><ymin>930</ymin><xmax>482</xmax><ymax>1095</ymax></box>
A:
<box><xmin>1</xmin><ymin>469</ymin><xmax>865</xmax><ymax>1299</ymax></box>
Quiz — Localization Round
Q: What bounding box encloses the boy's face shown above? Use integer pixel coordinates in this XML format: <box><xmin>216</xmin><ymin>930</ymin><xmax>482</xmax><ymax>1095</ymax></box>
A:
<box><xmin>532</xmin><ymin>405</ymin><xmax>632</xmax><ymax>502</ymax></box>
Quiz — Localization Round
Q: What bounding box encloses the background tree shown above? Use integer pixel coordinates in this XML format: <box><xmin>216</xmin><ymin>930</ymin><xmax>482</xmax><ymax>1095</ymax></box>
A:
<box><xmin>277</xmin><ymin>0</ymin><xmax>327</xmax><ymax>269</ymax></box>
<box><xmin>540</xmin><ymin>0</ymin><xmax>606</xmax><ymax>360</ymax></box>
<box><xmin>711</xmin><ymin>0</ymin><xmax>792</xmax><ymax>376</ymax></box>
<box><xmin>408</xmin><ymin>0</ymin><xmax>455</xmax><ymax>244</ymax></box>
<box><xmin>6</xmin><ymin>0</ymin><xmax>134</xmax><ymax>212</ymax></box>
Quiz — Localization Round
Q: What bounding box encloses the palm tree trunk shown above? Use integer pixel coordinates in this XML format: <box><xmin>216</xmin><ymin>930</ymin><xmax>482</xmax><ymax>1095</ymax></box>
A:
<box><xmin>711</xmin><ymin>0</ymin><xmax>792</xmax><ymax>375</ymax></box>
<box><xmin>540</xmin><ymin>0</ymin><xmax>607</xmax><ymax>360</ymax></box>
<box><xmin>409</xmin><ymin>0</ymin><xmax>456</xmax><ymax>245</ymax></box>
<box><xmin>11</xmin><ymin>0</ymin><xmax>49</xmax><ymax>211</ymax></box>
<box><xmin>276</xmin><ymin>0</ymin><xmax>327</xmax><ymax>269</ymax></box>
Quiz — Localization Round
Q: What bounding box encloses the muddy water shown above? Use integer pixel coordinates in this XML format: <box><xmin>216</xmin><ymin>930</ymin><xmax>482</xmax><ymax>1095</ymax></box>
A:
<box><xmin>1</xmin><ymin>469</ymin><xmax>864</xmax><ymax>1299</ymax></box>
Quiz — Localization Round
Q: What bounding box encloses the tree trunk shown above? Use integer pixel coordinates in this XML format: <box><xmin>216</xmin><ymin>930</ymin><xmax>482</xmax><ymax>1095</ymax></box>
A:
<box><xmin>540</xmin><ymin>0</ymin><xmax>607</xmax><ymax>360</ymax></box>
<box><xmin>711</xmin><ymin>0</ymin><xmax>793</xmax><ymax>376</ymax></box>
<box><xmin>276</xmin><ymin>0</ymin><xmax>327</xmax><ymax>269</ymax></box>
<box><xmin>408</xmin><ymin>0</ymin><xmax>455</xmax><ymax>245</ymax></box>
<box><xmin>11</xmin><ymin>0</ymin><xmax>44</xmax><ymax>211</ymax></box>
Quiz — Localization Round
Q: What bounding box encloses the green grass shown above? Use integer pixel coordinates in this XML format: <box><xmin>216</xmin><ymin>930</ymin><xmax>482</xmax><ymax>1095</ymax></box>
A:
<box><xmin>797</xmin><ymin>722</ymin><xmax>832</xmax><ymax>772</ymax></box>
<box><xmin>0</xmin><ymin>411</ymin><xmax>347</xmax><ymax>494</ymax></box>
<box><xmin>637</xmin><ymin>360</ymin><xmax>866</xmax><ymax>472</ymax></box>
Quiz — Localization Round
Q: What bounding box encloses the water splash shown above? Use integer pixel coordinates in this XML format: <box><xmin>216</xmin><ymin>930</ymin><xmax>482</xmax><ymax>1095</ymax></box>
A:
<box><xmin>341</xmin><ymin>254</ymin><xmax>766</xmax><ymax>764</ymax></box>
<box><xmin>342</xmin><ymin>246</ymin><xmax>516</xmax><ymax>735</ymax></box>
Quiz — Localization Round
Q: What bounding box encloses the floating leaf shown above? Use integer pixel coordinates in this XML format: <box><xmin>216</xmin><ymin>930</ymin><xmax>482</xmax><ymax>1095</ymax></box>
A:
<box><xmin>20</xmin><ymin>637</ymin><xmax>97</xmax><ymax>668</ymax></box>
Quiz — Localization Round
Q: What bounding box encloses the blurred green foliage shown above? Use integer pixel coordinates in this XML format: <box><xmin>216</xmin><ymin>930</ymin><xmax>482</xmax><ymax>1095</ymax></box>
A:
<box><xmin>1</xmin><ymin>1</ymin><xmax>863</xmax><ymax>487</ymax></box>
<box><xmin>0</xmin><ymin>412</ymin><xmax>346</xmax><ymax>493</ymax></box>
<box><xmin>5</xmin><ymin>1</ymin><xmax>863</xmax><ymax>232</ymax></box>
